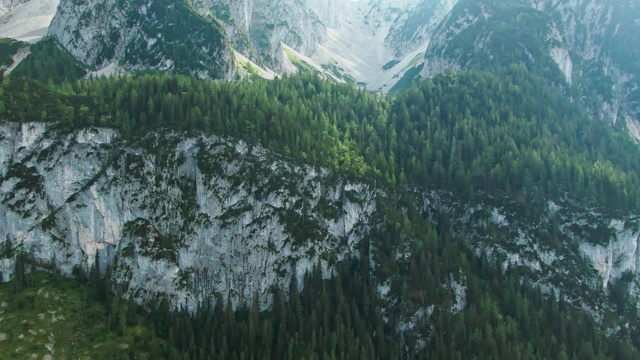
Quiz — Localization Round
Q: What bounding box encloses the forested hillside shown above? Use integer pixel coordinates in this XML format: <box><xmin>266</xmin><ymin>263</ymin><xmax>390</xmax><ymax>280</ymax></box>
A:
<box><xmin>2</xmin><ymin>68</ymin><xmax>640</xmax><ymax>358</ymax></box>
<box><xmin>2</xmin><ymin>68</ymin><xmax>638</xmax><ymax>211</ymax></box>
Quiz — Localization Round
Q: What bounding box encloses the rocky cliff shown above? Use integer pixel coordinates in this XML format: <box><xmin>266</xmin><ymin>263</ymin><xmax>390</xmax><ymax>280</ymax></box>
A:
<box><xmin>2</xmin><ymin>121</ymin><xmax>640</xmax><ymax>324</ymax></box>
<box><xmin>0</xmin><ymin>122</ymin><xmax>377</xmax><ymax>309</ymax></box>
<box><xmin>191</xmin><ymin>0</ymin><xmax>328</xmax><ymax>72</ymax></box>
<box><xmin>48</xmin><ymin>0</ymin><xmax>234</xmax><ymax>79</ymax></box>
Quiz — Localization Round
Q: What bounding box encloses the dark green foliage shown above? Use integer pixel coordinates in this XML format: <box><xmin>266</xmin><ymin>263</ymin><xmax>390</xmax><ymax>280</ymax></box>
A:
<box><xmin>388</xmin><ymin>63</ymin><xmax>423</xmax><ymax>94</ymax></box>
<box><xmin>130</xmin><ymin>231</ymin><xmax>639</xmax><ymax>359</ymax></box>
<box><xmin>11</xmin><ymin>37</ymin><xmax>88</xmax><ymax>83</ymax></box>
<box><xmin>124</xmin><ymin>218</ymin><xmax>179</xmax><ymax>262</ymax></box>
<box><xmin>389</xmin><ymin>68</ymin><xmax>640</xmax><ymax>210</ymax></box>
<box><xmin>1</xmin><ymin>68</ymin><xmax>639</xmax><ymax>212</ymax></box>
<box><xmin>0</xmin><ymin>268</ymin><xmax>173</xmax><ymax>359</ymax></box>
<box><xmin>382</xmin><ymin>59</ymin><xmax>400</xmax><ymax>70</ymax></box>
<box><xmin>2</xmin><ymin>55</ymin><xmax>640</xmax><ymax>357</ymax></box>
<box><xmin>0</xmin><ymin>37</ymin><xmax>28</xmax><ymax>69</ymax></box>
<box><xmin>122</xmin><ymin>0</ymin><xmax>231</xmax><ymax>79</ymax></box>
<box><xmin>429</xmin><ymin>0</ymin><xmax>566</xmax><ymax>85</ymax></box>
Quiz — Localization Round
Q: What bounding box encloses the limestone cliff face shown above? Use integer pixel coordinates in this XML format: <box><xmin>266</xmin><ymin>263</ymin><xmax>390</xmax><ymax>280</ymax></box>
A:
<box><xmin>538</xmin><ymin>0</ymin><xmax>640</xmax><ymax>131</ymax></box>
<box><xmin>385</xmin><ymin>0</ymin><xmax>459</xmax><ymax>59</ymax></box>
<box><xmin>191</xmin><ymin>0</ymin><xmax>328</xmax><ymax>71</ymax></box>
<box><xmin>2</xmin><ymin>121</ymin><xmax>640</xmax><ymax>330</ymax></box>
<box><xmin>421</xmin><ymin>190</ymin><xmax>640</xmax><ymax>314</ymax></box>
<box><xmin>0</xmin><ymin>122</ymin><xmax>377</xmax><ymax>309</ymax></box>
<box><xmin>0</xmin><ymin>0</ymin><xmax>29</xmax><ymax>16</ymax></box>
<box><xmin>48</xmin><ymin>0</ymin><xmax>234</xmax><ymax>79</ymax></box>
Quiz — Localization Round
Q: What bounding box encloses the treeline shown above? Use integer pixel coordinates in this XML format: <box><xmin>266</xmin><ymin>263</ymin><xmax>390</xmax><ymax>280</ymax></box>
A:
<box><xmin>2</xmin><ymin>68</ymin><xmax>638</xmax><ymax>211</ymax></box>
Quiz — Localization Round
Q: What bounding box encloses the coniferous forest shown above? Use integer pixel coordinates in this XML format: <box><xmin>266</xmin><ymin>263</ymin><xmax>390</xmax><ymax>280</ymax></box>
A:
<box><xmin>2</xmin><ymin>65</ymin><xmax>640</xmax><ymax>359</ymax></box>
<box><xmin>1</xmin><ymin>67</ymin><xmax>638</xmax><ymax>211</ymax></box>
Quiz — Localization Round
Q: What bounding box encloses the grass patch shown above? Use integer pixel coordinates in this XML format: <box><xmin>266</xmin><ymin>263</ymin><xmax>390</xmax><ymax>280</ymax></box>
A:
<box><xmin>283</xmin><ymin>47</ymin><xmax>320</xmax><ymax>74</ymax></box>
<box><xmin>0</xmin><ymin>272</ymin><xmax>170</xmax><ymax>359</ymax></box>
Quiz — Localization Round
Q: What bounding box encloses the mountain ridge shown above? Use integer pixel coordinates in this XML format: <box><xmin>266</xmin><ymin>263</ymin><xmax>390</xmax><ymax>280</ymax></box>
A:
<box><xmin>1</xmin><ymin>0</ymin><xmax>640</xmax><ymax>356</ymax></box>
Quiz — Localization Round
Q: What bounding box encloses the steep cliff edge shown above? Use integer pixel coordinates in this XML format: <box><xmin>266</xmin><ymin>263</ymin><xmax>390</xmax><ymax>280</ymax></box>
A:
<box><xmin>0</xmin><ymin>122</ymin><xmax>377</xmax><ymax>309</ymax></box>
<box><xmin>2</xmin><ymin>121</ymin><xmax>640</xmax><ymax>330</ymax></box>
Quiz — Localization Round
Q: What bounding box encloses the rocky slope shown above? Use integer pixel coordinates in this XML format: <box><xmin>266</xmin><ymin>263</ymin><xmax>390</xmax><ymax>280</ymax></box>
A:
<box><xmin>0</xmin><ymin>122</ymin><xmax>377</xmax><ymax>309</ymax></box>
<box><xmin>0</xmin><ymin>0</ymin><xmax>30</xmax><ymax>16</ymax></box>
<box><xmin>185</xmin><ymin>0</ymin><xmax>461</xmax><ymax>90</ymax></box>
<box><xmin>307</xmin><ymin>0</ymin><xmax>459</xmax><ymax>92</ymax></box>
<box><xmin>48</xmin><ymin>0</ymin><xmax>234</xmax><ymax>79</ymax></box>
<box><xmin>0</xmin><ymin>0</ymin><xmax>459</xmax><ymax>89</ymax></box>
<box><xmin>191</xmin><ymin>0</ymin><xmax>328</xmax><ymax>72</ymax></box>
<box><xmin>2</xmin><ymin>121</ymin><xmax>640</xmax><ymax>326</ymax></box>
<box><xmin>0</xmin><ymin>0</ymin><xmax>58</xmax><ymax>42</ymax></box>
<box><xmin>420</xmin><ymin>0</ymin><xmax>640</xmax><ymax>140</ymax></box>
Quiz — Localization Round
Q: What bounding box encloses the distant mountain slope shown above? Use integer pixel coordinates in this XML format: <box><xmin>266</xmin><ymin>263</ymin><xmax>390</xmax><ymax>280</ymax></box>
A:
<box><xmin>191</xmin><ymin>0</ymin><xmax>327</xmax><ymax>72</ymax></box>
<box><xmin>0</xmin><ymin>0</ymin><xmax>58</xmax><ymax>42</ymax></box>
<box><xmin>420</xmin><ymin>0</ymin><xmax>640</xmax><ymax>140</ymax></box>
<box><xmin>47</xmin><ymin>0</ymin><xmax>234</xmax><ymax>79</ymax></box>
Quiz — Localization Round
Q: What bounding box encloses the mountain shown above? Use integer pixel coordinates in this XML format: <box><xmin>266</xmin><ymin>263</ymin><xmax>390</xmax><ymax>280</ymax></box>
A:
<box><xmin>2</xmin><ymin>0</ymin><xmax>638</xmax><ymax>129</ymax></box>
<box><xmin>1</xmin><ymin>0</ymin><xmax>640</xmax><ymax>357</ymax></box>
<box><xmin>1</xmin><ymin>70</ymin><xmax>640</xmax><ymax>356</ymax></box>
<box><xmin>0</xmin><ymin>0</ymin><xmax>463</xmax><ymax>87</ymax></box>
<box><xmin>47</xmin><ymin>0</ymin><xmax>234</xmax><ymax>79</ymax></box>
<box><xmin>421</xmin><ymin>0</ymin><xmax>640</xmax><ymax>140</ymax></box>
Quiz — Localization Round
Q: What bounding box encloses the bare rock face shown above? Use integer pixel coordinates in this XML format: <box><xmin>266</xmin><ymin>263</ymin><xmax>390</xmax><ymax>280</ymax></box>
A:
<box><xmin>0</xmin><ymin>0</ymin><xmax>29</xmax><ymax>16</ymax></box>
<box><xmin>0</xmin><ymin>0</ymin><xmax>59</xmax><ymax>42</ymax></box>
<box><xmin>191</xmin><ymin>0</ymin><xmax>328</xmax><ymax>71</ymax></box>
<box><xmin>48</xmin><ymin>0</ymin><xmax>234</xmax><ymax>79</ymax></box>
<box><xmin>0</xmin><ymin>123</ymin><xmax>377</xmax><ymax>309</ymax></box>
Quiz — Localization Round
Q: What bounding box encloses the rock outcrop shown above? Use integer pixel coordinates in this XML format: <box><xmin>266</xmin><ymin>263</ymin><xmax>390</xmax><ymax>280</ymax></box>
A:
<box><xmin>48</xmin><ymin>0</ymin><xmax>234</xmax><ymax>79</ymax></box>
<box><xmin>0</xmin><ymin>122</ymin><xmax>377</xmax><ymax>309</ymax></box>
